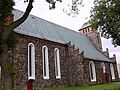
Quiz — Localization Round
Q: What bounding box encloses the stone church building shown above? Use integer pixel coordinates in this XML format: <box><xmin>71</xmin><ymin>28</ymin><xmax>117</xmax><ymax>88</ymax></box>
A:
<box><xmin>5</xmin><ymin>9</ymin><xmax>119</xmax><ymax>90</ymax></box>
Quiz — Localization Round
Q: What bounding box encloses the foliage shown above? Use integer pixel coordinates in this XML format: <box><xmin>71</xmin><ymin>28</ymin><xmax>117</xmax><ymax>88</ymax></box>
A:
<box><xmin>63</xmin><ymin>0</ymin><xmax>83</xmax><ymax>17</ymax></box>
<box><xmin>90</xmin><ymin>0</ymin><xmax>120</xmax><ymax>46</ymax></box>
<box><xmin>24</xmin><ymin>0</ymin><xmax>83</xmax><ymax>16</ymax></box>
<box><xmin>0</xmin><ymin>31</ymin><xmax>3</xmax><ymax>53</ymax></box>
<box><xmin>7</xmin><ymin>32</ymin><xmax>20</xmax><ymax>50</ymax></box>
<box><xmin>0</xmin><ymin>0</ymin><xmax>14</xmax><ymax>20</ymax></box>
<box><xmin>46</xmin><ymin>0</ymin><xmax>62</xmax><ymax>9</ymax></box>
<box><xmin>49</xmin><ymin>82</ymin><xmax>120</xmax><ymax>90</ymax></box>
<box><xmin>24</xmin><ymin>0</ymin><xmax>62</xmax><ymax>10</ymax></box>
<box><xmin>0</xmin><ymin>32</ymin><xmax>19</xmax><ymax>53</ymax></box>
<box><xmin>3</xmin><ymin>59</ymin><xmax>16</xmax><ymax>75</ymax></box>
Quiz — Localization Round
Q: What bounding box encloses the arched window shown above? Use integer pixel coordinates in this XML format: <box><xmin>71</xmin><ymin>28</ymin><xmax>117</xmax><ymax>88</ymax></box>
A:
<box><xmin>110</xmin><ymin>63</ymin><xmax>115</xmax><ymax>79</ymax></box>
<box><xmin>42</xmin><ymin>46</ymin><xmax>49</xmax><ymax>79</ymax></box>
<box><xmin>28</xmin><ymin>43</ymin><xmax>35</xmax><ymax>80</ymax></box>
<box><xmin>89</xmin><ymin>61</ymin><xmax>96</xmax><ymax>81</ymax></box>
<box><xmin>85</xmin><ymin>29</ymin><xmax>87</xmax><ymax>33</ymax></box>
<box><xmin>88</xmin><ymin>27</ymin><xmax>90</xmax><ymax>32</ymax></box>
<box><xmin>0</xmin><ymin>66</ymin><xmax>1</xmax><ymax>79</ymax></box>
<box><xmin>101</xmin><ymin>62</ymin><xmax>106</xmax><ymax>73</ymax></box>
<box><xmin>83</xmin><ymin>29</ymin><xmax>85</xmax><ymax>33</ymax></box>
<box><xmin>54</xmin><ymin>48</ymin><xmax>61</xmax><ymax>79</ymax></box>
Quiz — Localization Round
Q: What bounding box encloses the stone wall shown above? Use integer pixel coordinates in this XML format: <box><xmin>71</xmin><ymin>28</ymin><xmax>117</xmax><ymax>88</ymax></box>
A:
<box><xmin>81</xmin><ymin>59</ymin><xmax>91</xmax><ymax>85</ymax></box>
<box><xmin>12</xmin><ymin>34</ymin><xmax>119</xmax><ymax>90</ymax></box>
<box><xmin>86</xmin><ymin>31</ymin><xmax>102</xmax><ymax>51</ymax></box>
<box><xmin>13</xmin><ymin>35</ymin><xmax>68</xmax><ymax>90</ymax></box>
<box><xmin>66</xmin><ymin>42</ymin><xmax>84</xmax><ymax>86</ymax></box>
<box><xmin>112</xmin><ymin>62</ymin><xmax>119</xmax><ymax>81</ymax></box>
<box><xmin>82</xmin><ymin>58</ymin><xmax>119</xmax><ymax>85</ymax></box>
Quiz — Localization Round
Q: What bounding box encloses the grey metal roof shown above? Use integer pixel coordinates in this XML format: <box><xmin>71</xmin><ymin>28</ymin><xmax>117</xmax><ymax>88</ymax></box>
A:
<box><xmin>13</xmin><ymin>9</ymin><xmax>112</xmax><ymax>62</ymax></box>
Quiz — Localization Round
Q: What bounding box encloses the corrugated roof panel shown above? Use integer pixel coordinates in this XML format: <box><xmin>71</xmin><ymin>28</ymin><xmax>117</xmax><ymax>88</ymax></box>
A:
<box><xmin>13</xmin><ymin>9</ymin><xmax>112</xmax><ymax>62</ymax></box>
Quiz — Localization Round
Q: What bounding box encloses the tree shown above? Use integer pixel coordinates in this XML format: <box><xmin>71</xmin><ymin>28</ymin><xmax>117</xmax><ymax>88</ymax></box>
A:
<box><xmin>0</xmin><ymin>0</ymin><xmax>82</xmax><ymax>89</ymax></box>
<box><xmin>90</xmin><ymin>0</ymin><xmax>120</xmax><ymax>46</ymax></box>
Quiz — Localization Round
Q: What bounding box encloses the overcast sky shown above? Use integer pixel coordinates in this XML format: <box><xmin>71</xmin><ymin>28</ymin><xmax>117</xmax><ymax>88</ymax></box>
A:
<box><xmin>14</xmin><ymin>0</ymin><xmax>120</xmax><ymax>63</ymax></box>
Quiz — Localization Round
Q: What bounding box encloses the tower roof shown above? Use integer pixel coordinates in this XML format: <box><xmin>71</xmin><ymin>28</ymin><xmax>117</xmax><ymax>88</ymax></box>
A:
<box><xmin>79</xmin><ymin>22</ymin><xmax>91</xmax><ymax>31</ymax></box>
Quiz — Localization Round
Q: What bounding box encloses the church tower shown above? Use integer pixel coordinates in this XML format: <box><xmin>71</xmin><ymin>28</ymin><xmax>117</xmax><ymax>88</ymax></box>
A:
<box><xmin>79</xmin><ymin>22</ymin><xmax>102</xmax><ymax>51</ymax></box>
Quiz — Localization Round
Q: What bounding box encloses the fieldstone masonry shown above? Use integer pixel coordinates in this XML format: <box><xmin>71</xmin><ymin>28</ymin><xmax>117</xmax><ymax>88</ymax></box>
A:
<box><xmin>10</xmin><ymin>33</ymin><xmax>119</xmax><ymax>90</ymax></box>
<box><xmin>13</xmin><ymin>35</ymin><xmax>68</xmax><ymax>90</ymax></box>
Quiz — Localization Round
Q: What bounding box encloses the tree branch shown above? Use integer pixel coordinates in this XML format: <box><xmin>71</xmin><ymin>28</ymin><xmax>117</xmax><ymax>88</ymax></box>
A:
<box><xmin>7</xmin><ymin>0</ymin><xmax>34</xmax><ymax>31</ymax></box>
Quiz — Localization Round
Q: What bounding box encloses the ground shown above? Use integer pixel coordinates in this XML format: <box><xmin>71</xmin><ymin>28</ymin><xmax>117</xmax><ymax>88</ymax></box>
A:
<box><xmin>48</xmin><ymin>82</ymin><xmax>120</xmax><ymax>90</ymax></box>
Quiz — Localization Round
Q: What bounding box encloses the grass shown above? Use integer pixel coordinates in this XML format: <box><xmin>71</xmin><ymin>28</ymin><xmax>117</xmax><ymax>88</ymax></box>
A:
<box><xmin>48</xmin><ymin>82</ymin><xmax>120</xmax><ymax>90</ymax></box>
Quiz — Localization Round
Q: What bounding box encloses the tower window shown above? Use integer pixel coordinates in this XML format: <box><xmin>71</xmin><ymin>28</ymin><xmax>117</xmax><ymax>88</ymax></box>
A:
<box><xmin>85</xmin><ymin>29</ymin><xmax>87</xmax><ymax>33</ymax></box>
<box><xmin>88</xmin><ymin>27</ymin><xmax>90</xmax><ymax>32</ymax></box>
<box><xmin>83</xmin><ymin>29</ymin><xmax>85</xmax><ymax>33</ymax></box>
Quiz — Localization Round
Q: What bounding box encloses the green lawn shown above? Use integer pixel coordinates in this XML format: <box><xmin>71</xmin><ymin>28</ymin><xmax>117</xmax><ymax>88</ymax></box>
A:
<box><xmin>48</xmin><ymin>82</ymin><xmax>120</xmax><ymax>90</ymax></box>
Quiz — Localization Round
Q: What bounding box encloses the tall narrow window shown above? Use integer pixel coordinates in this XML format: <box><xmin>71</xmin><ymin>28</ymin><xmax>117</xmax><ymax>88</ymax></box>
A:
<box><xmin>28</xmin><ymin>43</ymin><xmax>35</xmax><ymax>80</ymax></box>
<box><xmin>42</xmin><ymin>46</ymin><xmax>49</xmax><ymax>79</ymax></box>
<box><xmin>54</xmin><ymin>48</ymin><xmax>61</xmax><ymax>79</ymax></box>
<box><xmin>83</xmin><ymin>30</ymin><xmax>85</xmax><ymax>33</ymax></box>
<box><xmin>85</xmin><ymin>29</ymin><xmax>87</xmax><ymax>33</ymax></box>
<box><xmin>0</xmin><ymin>66</ymin><xmax>1</xmax><ymax>79</ymax></box>
<box><xmin>110</xmin><ymin>63</ymin><xmax>115</xmax><ymax>79</ymax></box>
<box><xmin>88</xmin><ymin>27</ymin><xmax>90</xmax><ymax>32</ymax></box>
<box><xmin>89</xmin><ymin>61</ymin><xmax>96</xmax><ymax>81</ymax></box>
<box><xmin>101</xmin><ymin>62</ymin><xmax>106</xmax><ymax>73</ymax></box>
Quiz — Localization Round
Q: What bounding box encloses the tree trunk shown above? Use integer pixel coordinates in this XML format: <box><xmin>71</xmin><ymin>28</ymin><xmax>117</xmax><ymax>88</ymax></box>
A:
<box><xmin>0</xmin><ymin>0</ymin><xmax>34</xmax><ymax>89</ymax></box>
<box><xmin>1</xmin><ymin>25</ymin><xmax>11</xmax><ymax>90</ymax></box>
<box><xmin>1</xmin><ymin>44</ymin><xmax>11</xmax><ymax>90</ymax></box>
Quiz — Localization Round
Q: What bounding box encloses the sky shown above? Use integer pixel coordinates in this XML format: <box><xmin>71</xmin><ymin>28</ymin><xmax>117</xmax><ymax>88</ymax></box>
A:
<box><xmin>14</xmin><ymin>0</ymin><xmax>120</xmax><ymax>63</ymax></box>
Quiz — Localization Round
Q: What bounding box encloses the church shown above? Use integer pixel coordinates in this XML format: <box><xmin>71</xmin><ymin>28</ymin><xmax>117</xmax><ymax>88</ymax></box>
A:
<box><xmin>7</xmin><ymin>9</ymin><xmax>119</xmax><ymax>90</ymax></box>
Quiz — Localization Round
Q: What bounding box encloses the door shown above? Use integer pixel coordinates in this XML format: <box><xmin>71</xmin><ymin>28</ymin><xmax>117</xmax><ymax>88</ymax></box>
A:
<box><xmin>27</xmin><ymin>80</ymin><xmax>33</xmax><ymax>90</ymax></box>
<box><xmin>102</xmin><ymin>73</ymin><xmax>109</xmax><ymax>83</ymax></box>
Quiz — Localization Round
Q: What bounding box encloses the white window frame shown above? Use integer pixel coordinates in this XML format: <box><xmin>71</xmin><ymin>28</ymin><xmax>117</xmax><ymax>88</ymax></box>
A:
<box><xmin>110</xmin><ymin>63</ymin><xmax>115</xmax><ymax>79</ymax></box>
<box><xmin>28</xmin><ymin>43</ymin><xmax>35</xmax><ymax>80</ymax></box>
<box><xmin>42</xmin><ymin>46</ymin><xmax>49</xmax><ymax>79</ymax></box>
<box><xmin>0</xmin><ymin>66</ymin><xmax>1</xmax><ymax>79</ymax></box>
<box><xmin>54</xmin><ymin>48</ymin><xmax>61</xmax><ymax>79</ymax></box>
<box><xmin>89</xmin><ymin>61</ymin><xmax>96</xmax><ymax>82</ymax></box>
<box><xmin>101</xmin><ymin>62</ymin><xmax>106</xmax><ymax>73</ymax></box>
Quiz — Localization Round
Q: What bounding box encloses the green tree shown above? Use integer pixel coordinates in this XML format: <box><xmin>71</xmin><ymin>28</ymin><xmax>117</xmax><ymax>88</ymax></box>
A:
<box><xmin>0</xmin><ymin>0</ymin><xmax>82</xmax><ymax>90</ymax></box>
<box><xmin>90</xmin><ymin>0</ymin><xmax>120</xmax><ymax>46</ymax></box>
